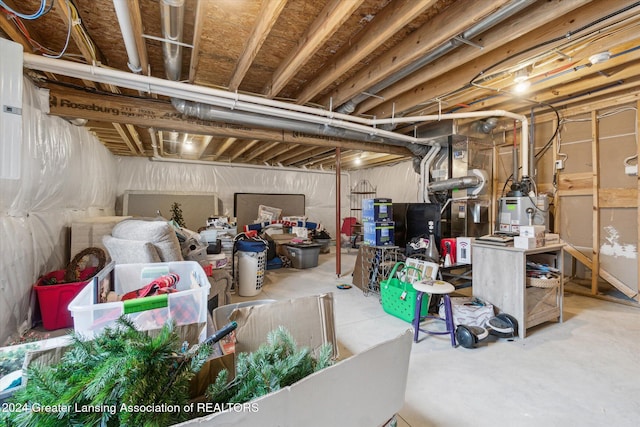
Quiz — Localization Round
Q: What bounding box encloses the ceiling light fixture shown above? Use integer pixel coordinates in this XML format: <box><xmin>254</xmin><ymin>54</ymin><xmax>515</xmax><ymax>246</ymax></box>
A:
<box><xmin>589</xmin><ymin>51</ymin><xmax>611</xmax><ymax>65</ymax></box>
<box><xmin>514</xmin><ymin>80</ymin><xmax>531</xmax><ymax>94</ymax></box>
<box><xmin>513</xmin><ymin>67</ymin><xmax>529</xmax><ymax>83</ymax></box>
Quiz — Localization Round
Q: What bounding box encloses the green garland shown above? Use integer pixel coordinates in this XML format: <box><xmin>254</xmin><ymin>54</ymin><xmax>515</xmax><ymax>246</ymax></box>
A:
<box><xmin>2</xmin><ymin>317</ymin><xmax>210</xmax><ymax>427</ymax></box>
<box><xmin>206</xmin><ymin>326</ymin><xmax>333</xmax><ymax>406</ymax></box>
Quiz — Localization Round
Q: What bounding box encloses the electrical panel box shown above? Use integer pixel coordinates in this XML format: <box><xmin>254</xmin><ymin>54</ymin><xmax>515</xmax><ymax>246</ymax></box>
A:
<box><xmin>0</xmin><ymin>39</ymin><xmax>23</xmax><ymax>180</ymax></box>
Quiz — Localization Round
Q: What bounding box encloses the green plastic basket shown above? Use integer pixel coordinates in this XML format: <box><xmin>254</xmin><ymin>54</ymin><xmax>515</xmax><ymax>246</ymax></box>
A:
<box><xmin>380</xmin><ymin>262</ymin><xmax>429</xmax><ymax>323</ymax></box>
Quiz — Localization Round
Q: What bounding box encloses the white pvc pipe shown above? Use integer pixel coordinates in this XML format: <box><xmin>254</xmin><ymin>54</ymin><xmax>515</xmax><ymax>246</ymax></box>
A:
<box><xmin>420</xmin><ymin>143</ymin><xmax>440</xmax><ymax>202</ymax></box>
<box><xmin>25</xmin><ymin>54</ymin><xmax>529</xmax><ymax>174</ymax></box>
<box><xmin>113</xmin><ymin>0</ymin><xmax>142</xmax><ymax>73</ymax></box>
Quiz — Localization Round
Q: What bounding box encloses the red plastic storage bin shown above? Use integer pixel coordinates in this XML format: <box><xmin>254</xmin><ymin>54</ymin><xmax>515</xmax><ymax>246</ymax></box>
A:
<box><xmin>33</xmin><ymin>268</ymin><xmax>97</xmax><ymax>330</ymax></box>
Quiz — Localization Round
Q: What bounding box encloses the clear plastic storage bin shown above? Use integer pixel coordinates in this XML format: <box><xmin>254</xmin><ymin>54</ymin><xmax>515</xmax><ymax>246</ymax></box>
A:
<box><xmin>68</xmin><ymin>261</ymin><xmax>210</xmax><ymax>342</ymax></box>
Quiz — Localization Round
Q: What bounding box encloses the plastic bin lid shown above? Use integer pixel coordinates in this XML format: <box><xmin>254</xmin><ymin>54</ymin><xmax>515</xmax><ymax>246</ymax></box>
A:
<box><xmin>286</xmin><ymin>243</ymin><xmax>322</xmax><ymax>248</ymax></box>
<box><xmin>236</xmin><ymin>240</ymin><xmax>266</xmax><ymax>252</ymax></box>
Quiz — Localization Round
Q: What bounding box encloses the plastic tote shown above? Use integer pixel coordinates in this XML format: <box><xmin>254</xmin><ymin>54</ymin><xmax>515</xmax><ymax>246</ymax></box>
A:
<box><xmin>33</xmin><ymin>267</ymin><xmax>98</xmax><ymax>330</ymax></box>
<box><xmin>380</xmin><ymin>262</ymin><xmax>429</xmax><ymax>323</ymax></box>
<box><xmin>68</xmin><ymin>261</ymin><xmax>210</xmax><ymax>342</ymax></box>
<box><xmin>236</xmin><ymin>239</ymin><xmax>267</xmax><ymax>297</ymax></box>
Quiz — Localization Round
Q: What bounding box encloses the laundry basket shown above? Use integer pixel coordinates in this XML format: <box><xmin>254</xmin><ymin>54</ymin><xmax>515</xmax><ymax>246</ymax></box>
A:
<box><xmin>235</xmin><ymin>237</ymin><xmax>267</xmax><ymax>297</ymax></box>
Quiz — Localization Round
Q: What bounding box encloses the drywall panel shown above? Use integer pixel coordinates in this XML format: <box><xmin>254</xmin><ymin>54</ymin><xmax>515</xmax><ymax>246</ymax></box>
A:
<box><xmin>234</xmin><ymin>193</ymin><xmax>305</xmax><ymax>231</ymax></box>
<box><xmin>559</xmin><ymin>196</ymin><xmax>593</xmax><ymax>248</ymax></box>
<box><xmin>559</xmin><ymin>114</ymin><xmax>592</xmax><ymax>174</ymax></box>
<box><xmin>598</xmin><ymin>106</ymin><xmax>637</xmax><ymax>189</ymax></box>
<box><xmin>600</xmin><ymin>208</ymin><xmax>637</xmax><ymax>292</ymax></box>
<box><xmin>598</xmin><ymin>134</ymin><xmax>637</xmax><ymax>188</ymax></box>
<box><xmin>533</xmin><ymin>121</ymin><xmax>555</xmax><ymax>186</ymax></box>
<box><xmin>123</xmin><ymin>190</ymin><xmax>219</xmax><ymax>230</ymax></box>
<box><xmin>599</xmin><ymin>106</ymin><xmax>636</xmax><ymax>137</ymax></box>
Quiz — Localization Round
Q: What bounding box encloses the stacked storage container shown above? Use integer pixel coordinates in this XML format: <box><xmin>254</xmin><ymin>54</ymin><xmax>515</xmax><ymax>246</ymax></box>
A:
<box><xmin>362</xmin><ymin>198</ymin><xmax>395</xmax><ymax>246</ymax></box>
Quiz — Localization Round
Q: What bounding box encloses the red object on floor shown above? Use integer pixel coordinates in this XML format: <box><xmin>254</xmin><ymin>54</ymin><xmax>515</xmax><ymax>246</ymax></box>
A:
<box><xmin>440</xmin><ymin>238</ymin><xmax>457</xmax><ymax>264</ymax></box>
<box><xmin>34</xmin><ymin>268</ymin><xmax>97</xmax><ymax>330</ymax></box>
<box><xmin>341</xmin><ymin>217</ymin><xmax>358</xmax><ymax>236</ymax></box>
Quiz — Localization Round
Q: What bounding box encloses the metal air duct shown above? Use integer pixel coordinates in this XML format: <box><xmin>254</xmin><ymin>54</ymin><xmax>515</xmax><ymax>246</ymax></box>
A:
<box><xmin>161</xmin><ymin>0</ymin><xmax>184</xmax><ymax>81</ymax></box>
<box><xmin>336</xmin><ymin>0</ymin><xmax>536</xmax><ymax>114</ymax></box>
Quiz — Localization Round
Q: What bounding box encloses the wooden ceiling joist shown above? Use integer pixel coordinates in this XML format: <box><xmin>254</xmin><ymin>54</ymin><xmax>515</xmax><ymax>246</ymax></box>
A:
<box><xmin>360</xmin><ymin>0</ymin><xmax>595</xmax><ymax>117</ymax></box>
<box><xmin>46</xmin><ymin>85</ymin><xmax>411</xmax><ymax>156</ymax></box>
<box><xmin>262</xmin><ymin>0</ymin><xmax>364</xmax><ymax>98</ymax></box>
<box><xmin>228</xmin><ymin>0</ymin><xmax>287</xmax><ymax>91</ymax></box>
<box><xmin>295</xmin><ymin>0</ymin><xmax>437</xmax><ymax>105</ymax></box>
<box><xmin>319</xmin><ymin>0</ymin><xmax>512</xmax><ymax>109</ymax></box>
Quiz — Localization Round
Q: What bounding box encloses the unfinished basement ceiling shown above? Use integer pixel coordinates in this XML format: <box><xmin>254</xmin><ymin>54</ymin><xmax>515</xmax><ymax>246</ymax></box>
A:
<box><xmin>1</xmin><ymin>0</ymin><xmax>640</xmax><ymax>170</ymax></box>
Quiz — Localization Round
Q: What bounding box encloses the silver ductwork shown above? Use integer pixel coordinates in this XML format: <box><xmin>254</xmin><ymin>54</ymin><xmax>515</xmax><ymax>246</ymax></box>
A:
<box><xmin>427</xmin><ymin>175</ymin><xmax>481</xmax><ymax>192</ymax></box>
<box><xmin>171</xmin><ymin>98</ymin><xmax>395</xmax><ymax>145</ymax></box>
<box><xmin>336</xmin><ymin>0</ymin><xmax>536</xmax><ymax>114</ymax></box>
<box><xmin>161</xmin><ymin>0</ymin><xmax>184</xmax><ymax>81</ymax></box>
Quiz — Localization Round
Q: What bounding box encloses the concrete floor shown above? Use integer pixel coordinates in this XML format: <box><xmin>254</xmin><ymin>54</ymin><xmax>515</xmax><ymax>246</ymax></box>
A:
<box><xmin>233</xmin><ymin>249</ymin><xmax>640</xmax><ymax>427</ymax></box>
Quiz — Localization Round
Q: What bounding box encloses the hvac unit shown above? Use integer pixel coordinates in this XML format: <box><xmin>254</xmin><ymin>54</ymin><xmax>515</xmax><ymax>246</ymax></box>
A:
<box><xmin>0</xmin><ymin>38</ymin><xmax>23</xmax><ymax>180</ymax></box>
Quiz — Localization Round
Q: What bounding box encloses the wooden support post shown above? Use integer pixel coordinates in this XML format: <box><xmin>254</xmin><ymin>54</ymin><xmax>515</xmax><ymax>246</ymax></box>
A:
<box><xmin>637</xmin><ymin>101</ymin><xmax>640</xmax><ymax>302</ymax></box>
<box><xmin>336</xmin><ymin>147</ymin><xmax>341</xmax><ymax>277</ymax></box>
<box><xmin>552</xmin><ymin>116</ymin><xmax>560</xmax><ymax>234</ymax></box>
<box><xmin>591</xmin><ymin>111</ymin><xmax>600</xmax><ymax>295</ymax></box>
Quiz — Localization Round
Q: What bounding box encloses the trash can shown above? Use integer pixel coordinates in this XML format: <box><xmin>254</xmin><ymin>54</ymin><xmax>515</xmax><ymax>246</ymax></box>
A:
<box><xmin>236</xmin><ymin>239</ymin><xmax>267</xmax><ymax>297</ymax></box>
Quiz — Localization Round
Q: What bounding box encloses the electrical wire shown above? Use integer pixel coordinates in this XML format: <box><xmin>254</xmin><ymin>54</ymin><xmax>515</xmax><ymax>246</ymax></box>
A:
<box><xmin>0</xmin><ymin>0</ymin><xmax>51</xmax><ymax>20</ymax></box>
<box><xmin>43</xmin><ymin>0</ymin><xmax>72</xmax><ymax>59</ymax></box>
<box><xmin>469</xmin><ymin>1</ymin><xmax>640</xmax><ymax>87</ymax></box>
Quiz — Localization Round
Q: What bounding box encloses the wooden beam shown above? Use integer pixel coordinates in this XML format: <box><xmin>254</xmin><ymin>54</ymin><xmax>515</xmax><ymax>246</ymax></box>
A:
<box><xmin>188</xmin><ymin>0</ymin><xmax>206</xmax><ymax>83</ymax></box>
<box><xmin>600</xmin><ymin>269</ymin><xmax>638</xmax><ymax>299</ymax></box>
<box><xmin>0</xmin><ymin>8</ymin><xmax>33</xmax><ymax>51</ymax></box>
<box><xmin>361</xmin><ymin>0</ymin><xmax>590</xmax><ymax>116</ymax></box>
<box><xmin>263</xmin><ymin>0</ymin><xmax>364</xmax><ymax>98</ymax></box>
<box><xmin>289</xmin><ymin>147</ymin><xmax>335</xmax><ymax>166</ymax></box>
<box><xmin>319</xmin><ymin>0</ymin><xmax>511</xmax><ymax>109</ymax></box>
<box><xmin>467</xmin><ymin>55</ymin><xmax>640</xmax><ymax>115</ymax></box>
<box><xmin>230</xmin><ymin>140</ymin><xmax>260</xmax><ymax>161</ymax></box>
<box><xmin>228</xmin><ymin>0</ymin><xmax>287</xmax><ymax>91</ymax></box>
<box><xmin>271</xmin><ymin>145</ymin><xmax>319</xmax><ymax>163</ymax></box>
<box><xmin>245</xmin><ymin>141</ymin><xmax>280</xmax><ymax>161</ymax></box>
<box><xmin>126</xmin><ymin>0</ymin><xmax>149</xmax><ymax>75</ymax></box>
<box><xmin>637</xmin><ymin>99</ymin><xmax>640</xmax><ymax>301</ymax></box>
<box><xmin>113</xmin><ymin>123</ymin><xmax>138</xmax><ymax>154</ymax></box>
<box><xmin>195</xmin><ymin>135</ymin><xmax>213</xmax><ymax>159</ymax></box>
<box><xmin>261</xmin><ymin>143</ymin><xmax>296</xmax><ymax>163</ymax></box>
<box><xmin>55</xmin><ymin>0</ymin><xmax>103</xmax><ymax>64</ymax></box>
<box><xmin>363</xmin><ymin>0</ymin><xmax>629</xmax><ymax>118</ymax></box>
<box><xmin>599</xmin><ymin>188</ymin><xmax>638</xmax><ymax>208</ymax></box>
<box><xmin>46</xmin><ymin>85</ymin><xmax>412</xmax><ymax>155</ymax></box>
<box><xmin>125</xmin><ymin>124</ymin><xmax>144</xmax><ymax>154</ymax></box>
<box><xmin>591</xmin><ymin>111</ymin><xmax>600</xmax><ymax>295</ymax></box>
<box><xmin>564</xmin><ymin>244</ymin><xmax>593</xmax><ymax>270</ymax></box>
<box><xmin>557</xmin><ymin>172</ymin><xmax>593</xmax><ymax>193</ymax></box>
<box><xmin>214</xmin><ymin>138</ymin><xmax>237</xmax><ymax>160</ymax></box>
<box><xmin>295</xmin><ymin>0</ymin><xmax>437</xmax><ymax>105</ymax></box>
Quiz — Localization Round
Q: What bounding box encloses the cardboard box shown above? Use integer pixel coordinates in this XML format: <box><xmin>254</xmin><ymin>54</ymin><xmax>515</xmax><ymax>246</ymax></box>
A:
<box><xmin>362</xmin><ymin>198</ymin><xmax>393</xmax><ymax>222</ymax></box>
<box><xmin>269</xmin><ymin>233</ymin><xmax>297</xmax><ymax>256</ymax></box>
<box><xmin>363</xmin><ymin>221</ymin><xmax>395</xmax><ymax>246</ymax></box>
<box><xmin>456</xmin><ymin>237</ymin><xmax>474</xmax><ymax>264</ymax></box>
<box><xmin>514</xmin><ymin>236</ymin><xmax>536</xmax><ymax>249</ymax></box>
<box><xmin>181</xmin><ymin>293</ymin><xmax>412</xmax><ymax>426</ymax></box>
<box><xmin>545</xmin><ymin>233</ymin><xmax>560</xmax><ymax>244</ymax></box>
<box><xmin>519</xmin><ymin>225</ymin><xmax>545</xmax><ymax>247</ymax></box>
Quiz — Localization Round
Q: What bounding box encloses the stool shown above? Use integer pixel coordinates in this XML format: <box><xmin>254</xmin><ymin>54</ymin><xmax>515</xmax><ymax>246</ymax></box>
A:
<box><xmin>412</xmin><ymin>279</ymin><xmax>456</xmax><ymax>346</ymax></box>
